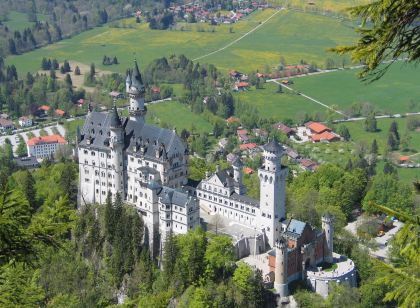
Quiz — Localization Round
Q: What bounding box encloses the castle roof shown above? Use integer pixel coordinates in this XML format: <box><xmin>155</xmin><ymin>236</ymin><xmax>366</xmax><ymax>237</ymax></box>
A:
<box><xmin>109</xmin><ymin>105</ymin><xmax>122</xmax><ymax>128</ymax></box>
<box><xmin>158</xmin><ymin>187</ymin><xmax>192</xmax><ymax>207</ymax></box>
<box><xmin>263</xmin><ymin>139</ymin><xmax>282</xmax><ymax>153</ymax></box>
<box><xmin>286</xmin><ymin>219</ymin><xmax>307</xmax><ymax>235</ymax></box>
<box><xmin>79</xmin><ymin>111</ymin><xmax>185</xmax><ymax>159</ymax></box>
<box><xmin>131</xmin><ymin>60</ymin><xmax>144</xmax><ymax>89</ymax></box>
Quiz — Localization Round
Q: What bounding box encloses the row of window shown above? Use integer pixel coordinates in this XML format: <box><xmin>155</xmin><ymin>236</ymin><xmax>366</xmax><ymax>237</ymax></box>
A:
<box><xmin>198</xmin><ymin>192</ymin><xmax>256</xmax><ymax>214</ymax></box>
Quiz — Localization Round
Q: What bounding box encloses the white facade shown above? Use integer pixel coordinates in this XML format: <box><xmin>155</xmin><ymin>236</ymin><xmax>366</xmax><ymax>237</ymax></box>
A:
<box><xmin>19</xmin><ymin>117</ymin><xmax>33</xmax><ymax>127</ymax></box>
<box><xmin>78</xmin><ymin>61</ymin><xmax>197</xmax><ymax>256</ymax></box>
<box><xmin>197</xmin><ymin>139</ymin><xmax>288</xmax><ymax>248</ymax></box>
<box><xmin>27</xmin><ymin>135</ymin><xmax>67</xmax><ymax>159</ymax></box>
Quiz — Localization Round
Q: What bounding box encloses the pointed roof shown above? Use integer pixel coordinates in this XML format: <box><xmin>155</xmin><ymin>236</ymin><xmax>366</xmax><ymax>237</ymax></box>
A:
<box><xmin>263</xmin><ymin>138</ymin><xmax>282</xmax><ymax>153</ymax></box>
<box><xmin>109</xmin><ymin>104</ymin><xmax>122</xmax><ymax>128</ymax></box>
<box><xmin>126</xmin><ymin>69</ymin><xmax>132</xmax><ymax>84</ymax></box>
<box><xmin>131</xmin><ymin>59</ymin><xmax>144</xmax><ymax>89</ymax></box>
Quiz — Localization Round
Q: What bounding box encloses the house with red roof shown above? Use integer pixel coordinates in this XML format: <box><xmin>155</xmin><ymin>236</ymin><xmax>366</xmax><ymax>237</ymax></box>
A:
<box><xmin>274</xmin><ymin>122</ymin><xmax>294</xmax><ymax>137</ymax></box>
<box><xmin>55</xmin><ymin>109</ymin><xmax>66</xmax><ymax>117</ymax></box>
<box><xmin>311</xmin><ymin>131</ymin><xmax>340</xmax><ymax>143</ymax></box>
<box><xmin>27</xmin><ymin>135</ymin><xmax>67</xmax><ymax>159</ymax></box>
<box><xmin>233</xmin><ymin>81</ymin><xmax>250</xmax><ymax>92</ymax></box>
<box><xmin>305</xmin><ymin>121</ymin><xmax>331</xmax><ymax>134</ymax></box>
<box><xmin>299</xmin><ymin>159</ymin><xmax>318</xmax><ymax>171</ymax></box>
<box><xmin>239</xmin><ymin>143</ymin><xmax>257</xmax><ymax>151</ymax></box>
<box><xmin>399</xmin><ymin>156</ymin><xmax>410</xmax><ymax>164</ymax></box>
<box><xmin>226</xmin><ymin>116</ymin><xmax>240</xmax><ymax>124</ymax></box>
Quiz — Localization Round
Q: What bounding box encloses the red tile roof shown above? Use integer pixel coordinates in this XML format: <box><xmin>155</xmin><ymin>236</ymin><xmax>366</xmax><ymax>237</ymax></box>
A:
<box><xmin>27</xmin><ymin>135</ymin><xmax>66</xmax><ymax>146</ymax></box>
<box><xmin>274</xmin><ymin>122</ymin><xmax>293</xmax><ymax>135</ymax></box>
<box><xmin>237</xmin><ymin>129</ymin><xmax>248</xmax><ymax>136</ymax></box>
<box><xmin>236</xmin><ymin>82</ymin><xmax>249</xmax><ymax>88</ymax></box>
<box><xmin>399</xmin><ymin>156</ymin><xmax>410</xmax><ymax>161</ymax></box>
<box><xmin>305</xmin><ymin>121</ymin><xmax>330</xmax><ymax>134</ymax></box>
<box><xmin>38</xmin><ymin>105</ymin><xmax>50</xmax><ymax>111</ymax></box>
<box><xmin>311</xmin><ymin>131</ymin><xmax>339</xmax><ymax>142</ymax></box>
<box><xmin>239</xmin><ymin>143</ymin><xmax>257</xmax><ymax>151</ymax></box>
<box><xmin>226</xmin><ymin>116</ymin><xmax>240</xmax><ymax>124</ymax></box>
<box><xmin>55</xmin><ymin>109</ymin><xmax>65</xmax><ymax>116</ymax></box>
<box><xmin>243</xmin><ymin>167</ymin><xmax>254</xmax><ymax>175</ymax></box>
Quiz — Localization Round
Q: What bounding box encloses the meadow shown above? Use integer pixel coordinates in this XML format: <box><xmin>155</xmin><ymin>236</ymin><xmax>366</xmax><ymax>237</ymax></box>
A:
<box><xmin>338</xmin><ymin>117</ymin><xmax>420</xmax><ymax>155</ymax></box>
<box><xmin>292</xmin><ymin>63</ymin><xmax>420</xmax><ymax>115</ymax></box>
<box><xmin>6</xmin><ymin>9</ymin><xmax>357</xmax><ymax>75</ymax></box>
<box><xmin>234</xmin><ymin>82</ymin><xmax>325</xmax><ymax>121</ymax></box>
<box><xmin>3</xmin><ymin>11</ymin><xmax>47</xmax><ymax>31</ymax></box>
<box><xmin>147</xmin><ymin>101</ymin><xmax>213</xmax><ymax>134</ymax></box>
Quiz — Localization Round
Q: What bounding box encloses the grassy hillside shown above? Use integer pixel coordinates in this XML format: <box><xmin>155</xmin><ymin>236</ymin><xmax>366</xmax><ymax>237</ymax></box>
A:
<box><xmin>6</xmin><ymin>9</ymin><xmax>357</xmax><ymax>75</ymax></box>
<box><xmin>234</xmin><ymin>82</ymin><xmax>324</xmax><ymax>121</ymax></box>
<box><xmin>292</xmin><ymin>63</ymin><xmax>420</xmax><ymax>115</ymax></box>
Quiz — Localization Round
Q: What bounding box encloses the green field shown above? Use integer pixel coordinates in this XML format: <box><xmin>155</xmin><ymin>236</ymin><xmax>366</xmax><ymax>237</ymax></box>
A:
<box><xmin>292</xmin><ymin>63</ymin><xmax>420</xmax><ymax>115</ymax></box>
<box><xmin>147</xmin><ymin>101</ymin><xmax>213</xmax><ymax>134</ymax></box>
<box><xmin>234</xmin><ymin>82</ymin><xmax>325</xmax><ymax>121</ymax></box>
<box><xmin>3</xmin><ymin>11</ymin><xmax>48</xmax><ymax>31</ymax></box>
<box><xmin>339</xmin><ymin>117</ymin><xmax>420</xmax><ymax>155</ymax></box>
<box><xmin>6</xmin><ymin>9</ymin><xmax>357</xmax><ymax>75</ymax></box>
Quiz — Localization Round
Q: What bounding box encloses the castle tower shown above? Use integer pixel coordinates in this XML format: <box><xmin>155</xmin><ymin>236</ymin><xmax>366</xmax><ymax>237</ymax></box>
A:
<box><xmin>258</xmin><ymin>139</ymin><xmax>288</xmax><ymax>247</ymax></box>
<box><xmin>322</xmin><ymin>213</ymin><xmax>334</xmax><ymax>263</ymax></box>
<box><xmin>109</xmin><ymin>104</ymin><xmax>124</xmax><ymax>198</ymax></box>
<box><xmin>232</xmin><ymin>156</ymin><xmax>245</xmax><ymax>195</ymax></box>
<box><xmin>127</xmin><ymin>60</ymin><xmax>147</xmax><ymax>125</ymax></box>
<box><xmin>274</xmin><ymin>237</ymin><xmax>289</xmax><ymax>297</ymax></box>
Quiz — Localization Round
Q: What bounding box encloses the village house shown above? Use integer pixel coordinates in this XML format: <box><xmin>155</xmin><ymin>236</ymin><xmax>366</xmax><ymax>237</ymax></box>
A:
<box><xmin>311</xmin><ymin>131</ymin><xmax>340</xmax><ymax>143</ymax></box>
<box><xmin>227</xmin><ymin>153</ymin><xmax>239</xmax><ymax>164</ymax></box>
<box><xmin>239</xmin><ymin>143</ymin><xmax>257</xmax><ymax>152</ymax></box>
<box><xmin>299</xmin><ymin>158</ymin><xmax>319</xmax><ymax>171</ymax></box>
<box><xmin>252</xmin><ymin>128</ymin><xmax>268</xmax><ymax>140</ymax></box>
<box><xmin>0</xmin><ymin>118</ymin><xmax>14</xmax><ymax>131</ymax></box>
<box><xmin>55</xmin><ymin>109</ymin><xmax>66</xmax><ymax>117</ymax></box>
<box><xmin>19</xmin><ymin>116</ymin><xmax>33</xmax><ymax>127</ymax></box>
<box><xmin>226</xmin><ymin>116</ymin><xmax>240</xmax><ymax>125</ymax></box>
<box><xmin>243</xmin><ymin>167</ymin><xmax>254</xmax><ymax>175</ymax></box>
<box><xmin>218</xmin><ymin>138</ymin><xmax>229</xmax><ymax>150</ymax></box>
<box><xmin>37</xmin><ymin>105</ymin><xmax>50</xmax><ymax>117</ymax></box>
<box><xmin>233</xmin><ymin>82</ymin><xmax>250</xmax><ymax>92</ymax></box>
<box><xmin>274</xmin><ymin>122</ymin><xmax>295</xmax><ymax>137</ymax></box>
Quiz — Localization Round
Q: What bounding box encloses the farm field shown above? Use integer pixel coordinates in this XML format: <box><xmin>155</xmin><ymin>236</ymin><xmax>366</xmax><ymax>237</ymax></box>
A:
<box><xmin>291</xmin><ymin>62</ymin><xmax>420</xmax><ymax>115</ymax></box>
<box><xmin>6</xmin><ymin>9</ymin><xmax>357</xmax><ymax>75</ymax></box>
<box><xmin>234</xmin><ymin>82</ymin><xmax>326</xmax><ymax>121</ymax></box>
<box><xmin>268</xmin><ymin>0</ymin><xmax>371</xmax><ymax>13</ymax></box>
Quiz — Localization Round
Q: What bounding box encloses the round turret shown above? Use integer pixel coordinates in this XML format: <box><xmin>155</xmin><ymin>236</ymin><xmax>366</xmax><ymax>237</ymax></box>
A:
<box><xmin>322</xmin><ymin>213</ymin><xmax>334</xmax><ymax>263</ymax></box>
<box><xmin>274</xmin><ymin>237</ymin><xmax>289</xmax><ymax>297</ymax></box>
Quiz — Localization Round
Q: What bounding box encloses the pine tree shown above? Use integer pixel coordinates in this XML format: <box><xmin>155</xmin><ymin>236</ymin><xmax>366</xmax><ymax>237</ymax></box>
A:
<box><xmin>112</xmin><ymin>56</ymin><xmax>118</xmax><ymax>65</ymax></box>
<box><xmin>64</xmin><ymin>74</ymin><xmax>72</xmax><ymax>88</ymax></box>
<box><xmin>104</xmin><ymin>191</ymin><xmax>115</xmax><ymax>242</ymax></box>
<box><xmin>8</xmin><ymin>39</ymin><xmax>17</xmax><ymax>55</ymax></box>
<box><xmin>389</xmin><ymin>121</ymin><xmax>400</xmax><ymax>146</ymax></box>
<box><xmin>63</xmin><ymin>60</ymin><xmax>71</xmax><ymax>73</ymax></box>
<box><xmin>52</xmin><ymin>59</ymin><xmax>59</xmax><ymax>70</ymax></box>
<box><xmin>371</xmin><ymin>139</ymin><xmax>378</xmax><ymax>155</ymax></box>
<box><xmin>74</xmin><ymin>66</ymin><xmax>81</xmax><ymax>75</ymax></box>
<box><xmin>387</xmin><ymin>133</ymin><xmax>398</xmax><ymax>151</ymax></box>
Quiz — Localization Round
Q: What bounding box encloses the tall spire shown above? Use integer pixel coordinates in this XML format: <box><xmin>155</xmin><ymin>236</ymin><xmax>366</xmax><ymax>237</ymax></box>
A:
<box><xmin>127</xmin><ymin>59</ymin><xmax>146</xmax><ymax>123</ymax></box>
<box><xmin>109</xmin><ymin>99</ymin><xmax>122</xmax><ymax>128</ymax></box>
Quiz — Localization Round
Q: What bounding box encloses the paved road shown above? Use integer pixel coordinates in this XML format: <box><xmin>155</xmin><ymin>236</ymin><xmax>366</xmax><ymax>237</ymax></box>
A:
<box><xmin>0</xmin><ymin>123</ymin><xmax>66</xmax><ymax>154</ymax></box>
<box><xmin>193</xmin><ymin>9</ymin><xmax>283</xmax><ymax>61</ymax></box>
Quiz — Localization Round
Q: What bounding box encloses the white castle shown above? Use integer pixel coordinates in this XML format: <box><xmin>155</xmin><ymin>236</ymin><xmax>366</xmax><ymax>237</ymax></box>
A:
<box><xmin>77</xmin><ymin>61</ymin><xmax>356</xmax><ymax>298</ymax></box>
<box><xmin>77</xmin><ymin>60</ymin><xmax>200</xmax><ymax>255</ymax></box>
